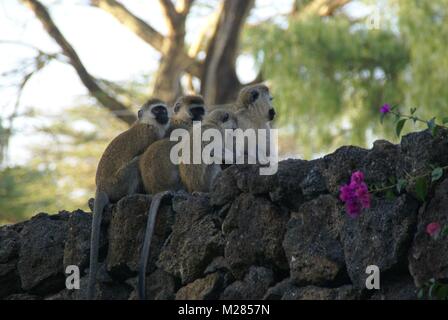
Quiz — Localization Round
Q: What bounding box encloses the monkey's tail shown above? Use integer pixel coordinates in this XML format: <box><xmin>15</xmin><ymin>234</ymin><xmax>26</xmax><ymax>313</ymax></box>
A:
<box><xmin>138</xmin><ymin>191</ymin><xmax>173</xmax><ymax>300</ymax></box>
<box><xmin>87</xmin><ymin>190</ymin><xmax>109</xmax><ymax>300</ymax></box>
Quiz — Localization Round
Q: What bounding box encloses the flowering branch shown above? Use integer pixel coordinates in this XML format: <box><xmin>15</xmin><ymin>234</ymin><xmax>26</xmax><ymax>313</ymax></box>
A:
<box><xmin>380</xmin><ymin>103</ymin><xmax>448</xmax><ymax>137</ymax></box>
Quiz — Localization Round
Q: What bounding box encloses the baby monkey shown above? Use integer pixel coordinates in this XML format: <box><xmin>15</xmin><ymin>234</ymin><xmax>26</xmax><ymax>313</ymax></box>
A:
<box><xmin>88</xmin><ymin>99</ymin><xmax>169</xmax><ymax>300</ymax></box>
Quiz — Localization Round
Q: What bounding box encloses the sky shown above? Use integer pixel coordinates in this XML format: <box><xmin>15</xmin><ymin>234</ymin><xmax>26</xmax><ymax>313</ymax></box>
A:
<box><xmin>0</xmin><ymin>0</ymin><xmax>372</xmax><ymax>165</ymax></box>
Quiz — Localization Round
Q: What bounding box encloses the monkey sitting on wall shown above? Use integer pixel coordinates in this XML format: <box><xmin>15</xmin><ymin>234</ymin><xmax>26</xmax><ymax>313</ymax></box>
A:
<box><xmin>210</xmin><ymin>83</ymin><xmax>276</xmax><ymax>164</ymax></box>
<box><xmin>88</xmin><ymin>99</ymin><xmax>170</xmax><ymax>300</ymax></box>
<box><xmin>178</xmin><ymin>109</ymin><xmax>239</xmax><ymax>193</ymax></box>
<box><xmin>138</xmin><ymin>95</ymin><xmax>206</xmax><ymax>194</ymax></box>
<box><xmin>137</xmin><ymin>95</ymin><xmax>206</xmax><ymax>299</ymax></box>
<box><xmin>138</xmin><ymin>109</ymin><xmax>238</xmax><ymax>300</ymax></box>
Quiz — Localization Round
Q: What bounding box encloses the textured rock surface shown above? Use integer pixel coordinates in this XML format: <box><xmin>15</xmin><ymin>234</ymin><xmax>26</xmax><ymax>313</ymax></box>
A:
<box><xmin>223</xmin><ymin>194</ymin><xmax>289</xmax><ymax>279</ymax></box>
<box><xmin>1</xmin><ymin>129</ymin><xmax>447</xmax><ymax>300</ymax></box>
<box><xmin>409</xmin><ymin>178</ymin><xmax>448</xmax><ymax>286</ymax></box>
<box><xmin>283</xmin><ymin>195</ymin><xmax>346</xmax><ymax>286</ymax></box>
<box><xmin>342</xmin><ymin>194</ymin><xmax>419</xmax><ymax>288</ymax></box>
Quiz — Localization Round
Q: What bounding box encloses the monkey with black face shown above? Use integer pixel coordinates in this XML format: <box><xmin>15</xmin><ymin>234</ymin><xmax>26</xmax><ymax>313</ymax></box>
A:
<box><xmin>139</xmin><ymin>95</ymin><xmax>207</xmax><ymax>194</ymax></box>
<box><xmin>88</xmin><ymin>99</ymin><xmax>169</xmax><ymax>300</ymax></box>
<box><xmin>137</xmin><ymin>95</ymin><xmax>206</xmax><ymax>299</ymax></box>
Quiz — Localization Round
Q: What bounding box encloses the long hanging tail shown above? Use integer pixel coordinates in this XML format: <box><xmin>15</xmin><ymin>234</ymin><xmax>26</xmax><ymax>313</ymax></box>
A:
<box><xmin>138</xmin><ymin>191</ymin><xmax>172</xmax><ymax>300</ymax></box>
<box><xmin>87</xmin><ymin>190</ymin><xmax>109</xmax><ymax>300</ymax></box>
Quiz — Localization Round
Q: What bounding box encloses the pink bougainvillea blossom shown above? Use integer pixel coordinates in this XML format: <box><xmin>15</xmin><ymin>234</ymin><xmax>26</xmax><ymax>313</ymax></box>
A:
<box><xmin>380</xmin><ymin>104</ymin><xmax>391</xmax><ymax>114</ymax></box>
<box><xmin>426</xmin><ymin>222</ymin><xmax>441</xmax><ymax>238</ymax></box>
<box><xmin>339</xmin><ymin>171</ymin><xmax>371</xmax><ymax>218</ymax></box>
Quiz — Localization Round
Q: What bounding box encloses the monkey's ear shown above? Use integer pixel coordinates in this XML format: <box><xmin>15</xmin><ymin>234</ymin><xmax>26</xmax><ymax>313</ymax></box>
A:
<box><xmin>137</xmin><ymin>109</ymin><xmax>143</xmax><ymax>119</ymax></box>
<box><xmin>249</xmin><ymin>90</ymin><xmax>259</xmax><ymax>104</ymax></box>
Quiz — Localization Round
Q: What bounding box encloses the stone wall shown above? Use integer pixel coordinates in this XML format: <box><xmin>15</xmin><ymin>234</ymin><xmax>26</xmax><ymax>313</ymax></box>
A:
<box><xmin>1</xmin><ymin>129</ymin><xmax>447</xmax><ymax>300</ymax></box>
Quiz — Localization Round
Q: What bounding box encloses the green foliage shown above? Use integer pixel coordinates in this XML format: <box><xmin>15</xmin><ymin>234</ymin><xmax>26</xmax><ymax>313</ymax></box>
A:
<box><xmin>0</xmin><ymin>103</ymin><xmax>128</xmax><ymax>224</ymax></box>
<box><xmin>431</xmin><ymin>167</ymin><xmax>444</xmax><ymax>182</ymax></box>
<box><xmin>418</xmin><ymin>279</ymin><xmax>448</xmax><ymax>300</ymax></box>
<box><xmin>243</xmin><ymin>0</ymin><xmax>448</xmax><ymax>157</ymax></box>
<box><xmin>0</xmin><ymin>166</ymin><xmax>55</xmax><ymax>224</ymax></box>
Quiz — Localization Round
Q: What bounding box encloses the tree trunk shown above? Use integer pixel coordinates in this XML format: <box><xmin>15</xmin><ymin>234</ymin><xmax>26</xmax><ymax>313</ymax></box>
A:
<box><xmin>200</xmin><ymin>0</ymin><xmax>255</xmax><ymax>105</ymax></box>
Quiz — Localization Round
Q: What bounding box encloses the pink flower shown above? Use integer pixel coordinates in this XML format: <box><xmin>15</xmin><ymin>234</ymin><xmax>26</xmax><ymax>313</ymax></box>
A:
<box><xmin>351</xmin><ymin>171</ymin><xmax>365</xmax><ymax>184</ymax></box>
<box><xmin>339</xmin><ymin>171</ymin><xmax>371</xmax><ymax>218</ymax></box>
<box><xmin>426</xmin><ymin>222</ymin><xmax>441</xmax><ymax>237</ymax></box>
<box><xmin>380</xmin><ymin>104</ymin><xmax>391</xmax><ymax>114</ymax></box>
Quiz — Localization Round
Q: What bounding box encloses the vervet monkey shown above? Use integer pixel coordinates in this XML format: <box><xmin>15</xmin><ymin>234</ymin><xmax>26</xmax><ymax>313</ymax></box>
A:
<box><xmin>233</xmin><ymin>83</ymin><xmax>276</xmax><ymax>130</ymax></box>
<box><xmin>139</xmin><ymin>95</ymin><xmax>206</xmax><ymax>194</ymax></box>
<box><xmin>178</xmin><ymin>109</ymin><xmax>239</xmax><ymax>193</ymax></box>
<box><xmin>209</xmin><ymin>83</ymin><xmax>276</xmax><ymax>128</ymax></box>
<box><xmin>211</xmin><ymin>84</ymin><xmax>276</xmax><ymax>163</ymax></box>
<box><xmin>137</xmin><ymin>95</ymin><xmax>206</xmax><ymax>299</ymax></box>
<box><xmin>233</xmin><ymin>84</ymin><xmax>276</xmax><ymax>163</ymax></box>
<box><xmin>88</xmin><ymin>99</ymin><xmax>170</xmax><ymax>300</ymax></box>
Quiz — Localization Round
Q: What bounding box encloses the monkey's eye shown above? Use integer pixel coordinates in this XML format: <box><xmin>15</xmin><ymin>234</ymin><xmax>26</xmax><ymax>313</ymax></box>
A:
<box><xmin>269</xmin><ymin>95</ymin><xmax>274</xmax><ymax>102</ymax></box>
<box><xmin>137</xmin><ymin>109</ymin><xmax>143</xmax><ymax>119</ymax></box>
<box><xmin>250</xmin><ymin>90</ymin><xmax>259</xmax><ymax>103</ymax></box>
<box><xmin>174</xmin><ymin>103</ymin><xmax>181</xmax><ymax>113</ymax></box>
<box><xmin>222</xmin><ymin>113</ymin><xmax>229</xmax><ymax>123</ymax></box>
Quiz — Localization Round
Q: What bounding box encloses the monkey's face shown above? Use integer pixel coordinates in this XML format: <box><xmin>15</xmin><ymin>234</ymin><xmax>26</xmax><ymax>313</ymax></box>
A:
<box><xmin>240</xmin><ymin>84</ymin><xmax>276</xmax><ymax>123</ymax></box>
<box><xmin>138</xmin><ymin>103</ymin><xmax>170</xmax><ymax>126</ymax></box>
<box><xmin>208</xmin><ymin>110</ymin><xmax>238</xmax><ymax>132</ymax></box>
<box><xmin>188</xmin><ymin>104</ymin><xmax>206</xmax><ymax>122</ymax></box>
<box><xmin>221</xmin><ymin>112</ymin><xmax>238</xmax><ymax>131</ymax></box>
<box><xmin>173</xmin><ymin>95</ymin><xmax>206</xmax><ymax>124</ymax></box>
<box><xmin>251</xmin><ymin>88</ymin><xmax>275</xmax><ymax>122</ymax></box>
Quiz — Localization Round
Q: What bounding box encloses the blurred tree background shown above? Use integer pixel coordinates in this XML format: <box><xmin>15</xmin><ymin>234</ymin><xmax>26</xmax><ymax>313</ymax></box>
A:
<box><xmin>1</xmin><ymin>0</ymin><xmax>447</xmax><ymax>224</ymax></box>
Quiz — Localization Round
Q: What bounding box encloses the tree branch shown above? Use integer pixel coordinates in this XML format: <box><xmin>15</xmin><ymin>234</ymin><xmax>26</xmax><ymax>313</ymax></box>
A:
<box><xmin>296</xmin><ymin>0</ymin><xmax>351</xmax><ymax>20</ymax></box>
<box><xmin>91</xmin><ymin>0</ymin><xmax>201</xmax><ymax>78</ymax></box>
<box><xmin>201</xmin><ymin>0</ymin><xmax>255</xmax><ymax>104</ymax></box>
<box><xmin>21</xmin><ymin>0</ymin><xmax>136</xmax><ymax>125</ymax></box>
<box><xmin>176</xmin><ymin>0</ymin><xmax>195</xmax><ymax>16</ymax></box>
<box><xmin>159</xmin><ymin>0</ymin><xmax>180</xmax><ymax>33</ymax></box>
<box><xmin>90</xmin><ymin>0</ymin><xmax>164</xmax><ymax>51</ymax></box>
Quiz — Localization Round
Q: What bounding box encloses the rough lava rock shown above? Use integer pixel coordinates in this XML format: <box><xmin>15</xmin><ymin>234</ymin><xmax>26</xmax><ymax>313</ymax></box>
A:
<box><xmin>223</xmin><ymin>194</ymin><xmax>289</xmax><ymax>279</ymax></box>
<box><xmin>342</xmin><ymin>194</ymin><xmax>419</xmax><ymax>289</ymax></box>
<box><xmin>157</xmin><ymin>193</ymin><xmax>223</xmax><ymax>285</ymax></box>
<box><xmin>106</xmin><ymin>194</ymin><xmax>174</xmax><ymax>279</ymax></box>
<box><xmin>283</xmin><ymin>195</ymin><xmax>347</xmax><ymax>286</ymax></box>
<box><xmin>221</xmin><ymin>266</ymin><xmax>274</xmax><ymax>300</ymax></box>
<box><xmin>17</xmin><ymin>212</ymin><xmax>69</xmax><ymax>295</ymax></box>
<box><xmin>2</xmin><ymin>129</ymin><xmax>447</xmax><ymax>300</ymax></box>
<box><xmin>409</xmin><ymin>177</ymin><xmax>448</xmax><ymax>287</ymax></box>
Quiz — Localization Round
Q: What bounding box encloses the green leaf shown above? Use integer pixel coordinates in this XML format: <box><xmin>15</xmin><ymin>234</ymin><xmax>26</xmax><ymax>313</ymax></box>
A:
<box><xmin>442</xmin><ymin>117</ymin><xmax>448</xmax><ymax>125</ymax></box>
<box><xmin>396</xmin><ymin>119</ymin><xmax>406</xmax><ymax>137</ymax></box>
<box><xmin>427</xmin><ymin>117</ymin><xmax>438</xmax><ymax>136</ymax></box>
<box><xmin>415</xmin><ymin>177</ymin><xmax>428</xmax><ymax>202</ymax></box>
<box><xmin>429</xmin><ymin>283</ymin><xmax>438</xmax><ymax>299</ymax></box>
<box><xmin>396</xmin><ymin>179</ymin><xmax>407</xmax><ymax>193</ymax></box>
<box><xmin>441</xmin><ymin>225</ymin><xmax>448</xmax><ymax>237</ymax></box>
<box><xmin>417</xmin><ymin>288</ymin><xmax>425</xmax><ymax>299</ymax></box>
<box><xmin>436</xmin><ymin>285</ymin><xmax>448</xmax><ymax>300</ymax></box>
<box><xmin>431</xmin><ymin>167</ymin><xmax>444</xmax><ymax>182</ymax></box>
